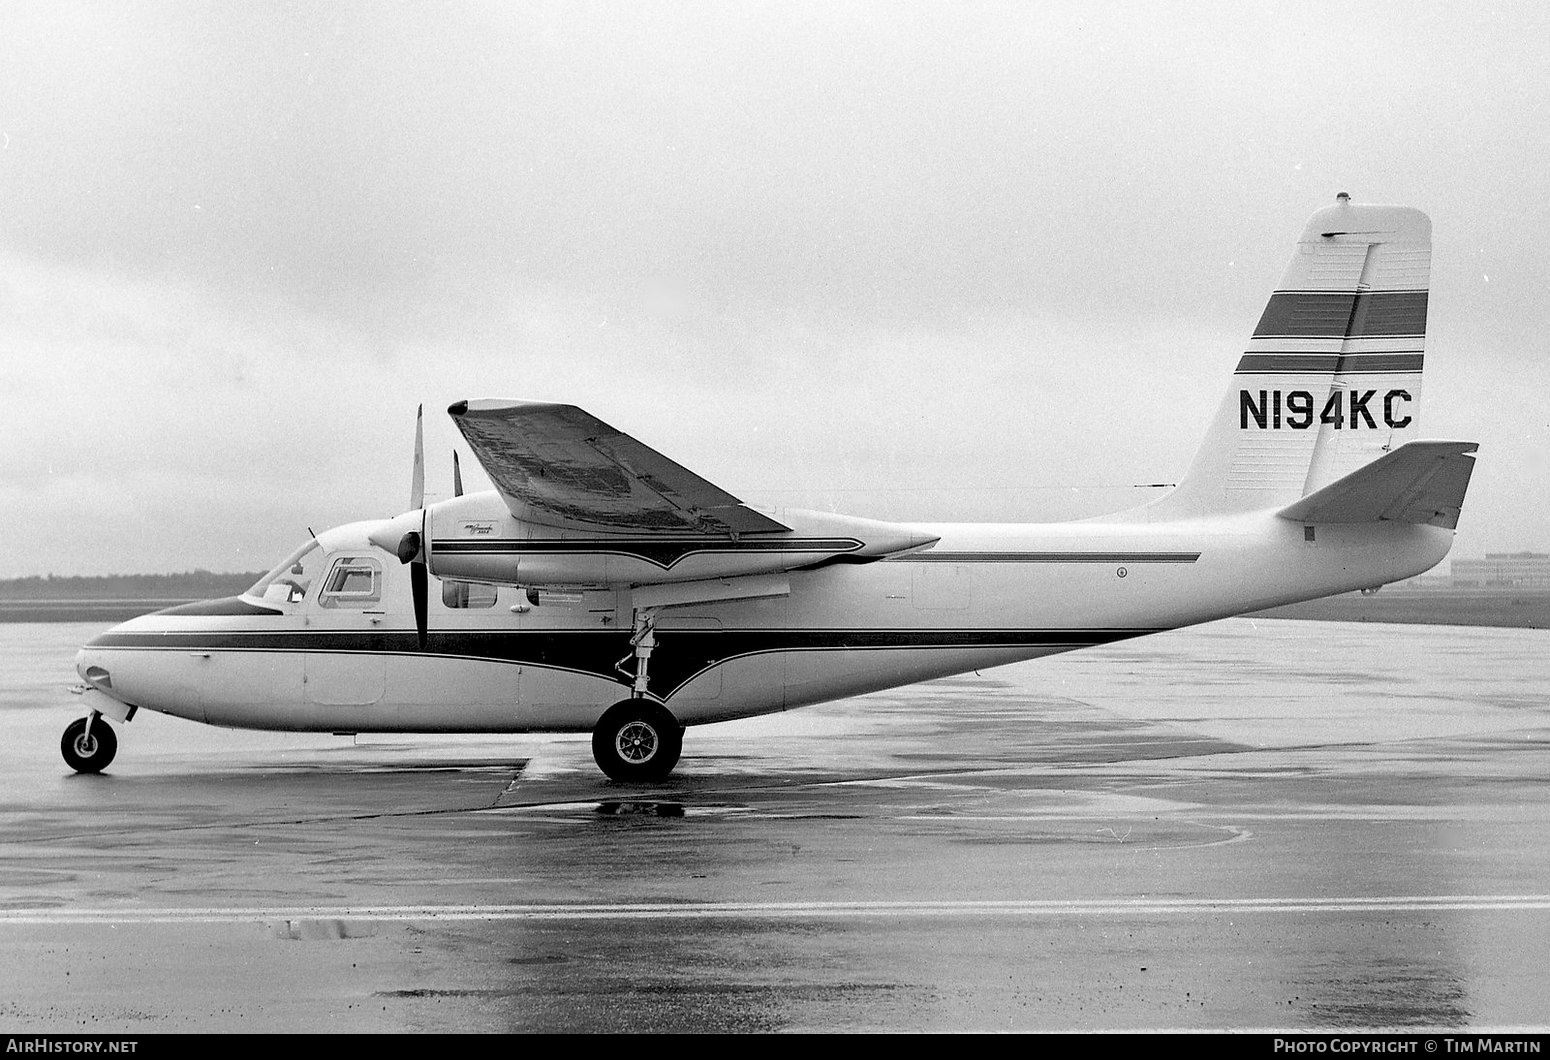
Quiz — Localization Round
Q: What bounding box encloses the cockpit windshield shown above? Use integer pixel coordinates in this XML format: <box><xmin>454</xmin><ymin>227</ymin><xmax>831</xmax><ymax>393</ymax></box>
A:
<box><xmin>245</xmin><ymin>540</ymin><xmax>324</xmax><ymax>605</ymax></box>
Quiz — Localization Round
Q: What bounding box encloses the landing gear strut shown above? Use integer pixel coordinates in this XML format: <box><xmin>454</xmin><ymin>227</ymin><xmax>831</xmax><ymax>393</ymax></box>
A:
<box><xmin>614</xmin><ymin>608</ymin><xmax>659</xmax><ymax>698</ymax></box>
<box><xmin>62</xmin><ymin>713</ymin><xmax>117</xmax><ymax>774</ymax></box>
<box><xmin>593</xmin><ymin>609</ymin><xmax>683</xmax><ymax>781</ymax></box>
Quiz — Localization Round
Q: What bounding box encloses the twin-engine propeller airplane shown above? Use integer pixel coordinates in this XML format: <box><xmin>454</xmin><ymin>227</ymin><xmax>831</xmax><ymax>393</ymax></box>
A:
<box><xmin>65</xmin><ymin>198</ymin><xmax>1477</xmax><ymax>782</ymax></box>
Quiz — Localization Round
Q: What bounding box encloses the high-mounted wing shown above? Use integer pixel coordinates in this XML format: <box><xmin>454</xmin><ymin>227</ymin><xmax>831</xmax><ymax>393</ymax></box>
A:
<box><xmin>447</xmin><ymin>399</ymin><xmax>790</xmax><ymax>535</ymax></box>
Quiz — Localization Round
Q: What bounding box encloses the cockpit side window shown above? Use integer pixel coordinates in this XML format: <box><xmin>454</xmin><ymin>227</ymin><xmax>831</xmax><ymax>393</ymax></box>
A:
<box><xmin>319</xmin><ymin>556</ymin><xmax>383</xmax><ymax>609</ymax></box>
<box><xmin>442</xmin><ymin>579</ymin><xmax>498</xmax><ymax>609</ymax></box>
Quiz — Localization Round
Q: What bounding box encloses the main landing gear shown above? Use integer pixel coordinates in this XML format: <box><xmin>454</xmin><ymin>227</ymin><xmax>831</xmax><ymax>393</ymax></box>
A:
<box><xmin>62</xmin><ymin>713</ymin><xmax>117</xmax><ymax>774</ymax></box>
<box><xmin>591</xmin><ymin>609</ymin><xmax>684</xmax><ymax>782</ymax></box>
<box><xmin>591</xmin><ymin>699</ymin><xmax>683</xmax><ymax>782</ymax></box>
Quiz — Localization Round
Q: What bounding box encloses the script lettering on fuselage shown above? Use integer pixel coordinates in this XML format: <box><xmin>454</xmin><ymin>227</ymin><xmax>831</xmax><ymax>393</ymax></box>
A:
<box><xmin>1239</xmin><ymin>389</ymin><xmax>1412</xmax><ymax>430</ymax></box>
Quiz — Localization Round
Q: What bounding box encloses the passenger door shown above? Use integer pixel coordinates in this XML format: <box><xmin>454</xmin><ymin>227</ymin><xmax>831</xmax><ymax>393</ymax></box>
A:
<box><xmin>304</xmin><ymin>553</ymin><xmax>387</xmax><ymax>707</ymax></box>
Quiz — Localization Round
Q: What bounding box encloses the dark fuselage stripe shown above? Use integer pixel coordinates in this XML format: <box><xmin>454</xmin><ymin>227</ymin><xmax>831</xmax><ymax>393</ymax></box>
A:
<box><xmin>88</xmin><ymin>627</ymin><xmax>1161</xmax><ymax>699</ymax></box>
<box><xmin>890</xmin><ymin>553</ymin><xmax>1199</xmax><ymax>564</ymax></box>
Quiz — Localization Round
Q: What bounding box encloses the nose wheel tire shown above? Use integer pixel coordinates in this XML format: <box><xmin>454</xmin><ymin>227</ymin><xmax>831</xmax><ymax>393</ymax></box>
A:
<box><xmin>592</xmin><ymin>700</ymin><xmax>683</xmax><ymax>782</ymax></box>
<box><xmin>62</xmin><ymin>716</ymin><xmax>117</xmax><ymax>774</ymax></box>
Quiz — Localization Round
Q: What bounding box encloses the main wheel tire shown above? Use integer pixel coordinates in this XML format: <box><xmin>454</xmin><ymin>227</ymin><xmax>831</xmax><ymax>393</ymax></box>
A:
<box><xmin>591</xmin><ymin>700</ymin><xmax>683</xmax><ymax>782</ymax></box>
<box><xmin>61</xmin><ymin>716</ymin><xmax>117</xmax><ymax>774</ymax></box>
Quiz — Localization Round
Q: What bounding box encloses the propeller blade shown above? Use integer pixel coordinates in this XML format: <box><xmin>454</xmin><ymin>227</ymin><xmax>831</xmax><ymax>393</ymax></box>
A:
<box><xmin>410</xmin><ymin>404</ymin><xmax>425</xmax><ymax>511</ymax></box>
<box><xmin>452</xmin><ymin>450</ymin><xmax>463</xmax><ymax>498</ymax></box>
<box><xmin>410</xmin><ymin>561</ymin><xmax>428</xmax><ymax>650</ymax></box>
<box><xmin>392</xmin><ymin>511</ymin><xmax>430</xmax><ymax>648</ymax></box>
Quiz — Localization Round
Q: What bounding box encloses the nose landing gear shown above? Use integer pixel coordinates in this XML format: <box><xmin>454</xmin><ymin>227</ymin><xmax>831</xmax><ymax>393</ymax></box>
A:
<box><xmin>62</xmin><ymin>714</ymin><xmax>117</xmax><ymax>774</ymax></box>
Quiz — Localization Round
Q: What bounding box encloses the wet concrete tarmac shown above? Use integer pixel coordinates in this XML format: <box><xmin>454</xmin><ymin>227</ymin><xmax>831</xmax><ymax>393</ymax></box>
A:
<box><xmin>2</xmin><ymin>618</ymin><xmax>1548</xmax><ymax>1032</ymax></box>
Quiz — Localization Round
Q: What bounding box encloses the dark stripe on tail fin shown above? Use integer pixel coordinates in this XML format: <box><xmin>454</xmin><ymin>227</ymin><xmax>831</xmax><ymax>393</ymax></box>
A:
<box><xmin>1235</xmin><ymin>353</ymin><xmax>1425</xmax><ymax>374</ymax></box>
<box><xmin>1253</xmin><ymin>290</ymin><xmax>1428</xmax><ymax>338</ymax></box>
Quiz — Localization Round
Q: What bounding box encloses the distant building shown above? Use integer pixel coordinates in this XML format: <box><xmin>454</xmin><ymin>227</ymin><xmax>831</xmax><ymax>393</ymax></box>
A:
<box><xmin>1386</xmin><ymin>552</ymin><xmax>1550</xmax><ymax>592</ymax></box>
<box><xmin>1450</xmin><ymin>552</ymin><xmax>1550</xmax><ymax>589</ymax></box>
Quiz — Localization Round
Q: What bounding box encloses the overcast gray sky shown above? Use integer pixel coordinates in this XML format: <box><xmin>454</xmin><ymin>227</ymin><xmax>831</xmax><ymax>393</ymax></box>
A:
<box><xmin>2</xmin><ymin>0</ymin><xmax>1546</xmax><ymax>576</ymax></box>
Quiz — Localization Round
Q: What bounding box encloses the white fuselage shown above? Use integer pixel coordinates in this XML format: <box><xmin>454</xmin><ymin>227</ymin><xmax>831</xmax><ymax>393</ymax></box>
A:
<box><xmin>74</xmin><ymin>509</ymin><xmax>1453</xmax><ymax>735</ymax></box>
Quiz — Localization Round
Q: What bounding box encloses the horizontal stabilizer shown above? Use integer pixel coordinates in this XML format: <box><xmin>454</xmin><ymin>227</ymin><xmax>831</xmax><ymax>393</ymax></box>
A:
<box><xmin>1275</xmin><ymin>441</ymin><xmax>1478</xmax><ymax>529</ymax></box>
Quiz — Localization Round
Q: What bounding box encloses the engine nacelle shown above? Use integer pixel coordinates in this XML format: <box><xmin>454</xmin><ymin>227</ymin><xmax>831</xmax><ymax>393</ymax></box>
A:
<box><xmin>423</xmin><ymin>492</ymin><xmax>936</xmax><ymax>589</ymax></box>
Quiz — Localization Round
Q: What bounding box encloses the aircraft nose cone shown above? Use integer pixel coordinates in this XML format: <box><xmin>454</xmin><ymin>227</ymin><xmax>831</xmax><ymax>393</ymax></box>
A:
<box><xmin>76</xmin><ymin>615</ymin><xmax>141</xmax><ymax>688</ymax></box>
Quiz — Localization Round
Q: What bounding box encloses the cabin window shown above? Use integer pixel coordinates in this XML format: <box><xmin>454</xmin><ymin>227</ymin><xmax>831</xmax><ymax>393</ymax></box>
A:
<box><xmin>442</xmin><ymin>580</ymin><xmax>498</xmax><ymax>609</ymax></box>
<box><xmin>319</xmin><ymin>556</ymin><xmax>382</xmax><ymax>608</ymax></box>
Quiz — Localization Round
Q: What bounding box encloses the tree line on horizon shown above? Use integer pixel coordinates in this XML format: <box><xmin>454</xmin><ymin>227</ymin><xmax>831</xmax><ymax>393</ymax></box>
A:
<box><xmin>0</xmin><ymin>571</ymin><xmax>265</xmax><ymax>600</ymax></box>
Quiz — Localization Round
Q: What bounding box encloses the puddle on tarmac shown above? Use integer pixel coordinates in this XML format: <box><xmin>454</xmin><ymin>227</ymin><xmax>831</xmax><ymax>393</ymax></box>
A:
<box><xmin>594</xmin><ymin>800</ymin><xmax>686</xmax><ymax>818</ymax></box>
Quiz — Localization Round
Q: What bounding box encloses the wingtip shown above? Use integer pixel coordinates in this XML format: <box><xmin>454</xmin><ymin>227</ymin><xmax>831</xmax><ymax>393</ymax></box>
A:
<box><xmin>447</xmin><ymin>400</ymin><xmax>469</xmax><ymax>417</ymax></box>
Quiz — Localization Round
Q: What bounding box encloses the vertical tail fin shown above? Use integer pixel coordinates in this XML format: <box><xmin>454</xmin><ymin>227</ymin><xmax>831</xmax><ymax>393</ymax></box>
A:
<box><xmin>1147</xmin><ymin>197</ymin><xmax>1430</xmax><ymax>519</ymax></box>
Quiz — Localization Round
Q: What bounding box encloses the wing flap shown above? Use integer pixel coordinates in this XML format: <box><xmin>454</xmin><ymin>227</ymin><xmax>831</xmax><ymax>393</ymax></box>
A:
<box><xmin>448</xmin><ymin>400</ymin><xmax>790</xmax><ymax>535</ymax></box>
<box><xmin>1275</xmin><ymin>441</ymin><xmax>1478</xmax><ymax>528</ymax></box>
